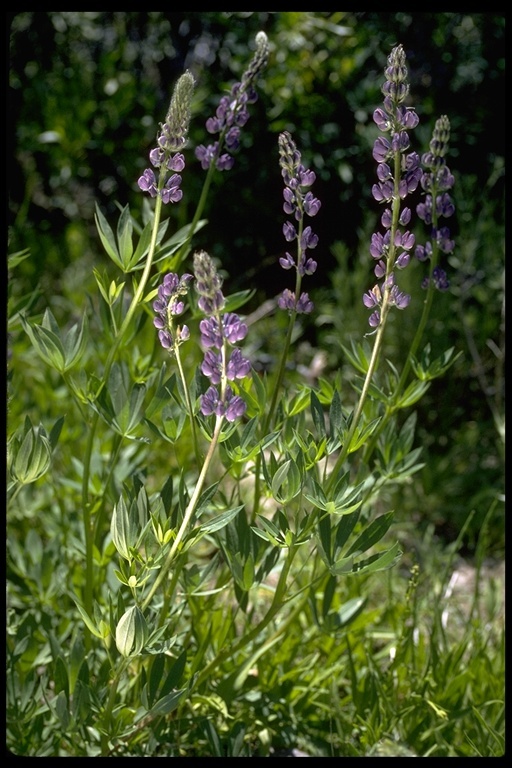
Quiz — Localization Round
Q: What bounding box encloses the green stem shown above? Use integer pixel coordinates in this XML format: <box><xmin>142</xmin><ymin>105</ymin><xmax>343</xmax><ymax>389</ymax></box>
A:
<box><xmin>174</xmin><ymin>82</ymin><xmax>257</xmax><ymax>268</ymax></box>
<box><xmin>142</xmin><ymin>413</ymin><xmax>225</xmax><ymax>612</ymax></box>
<box><xmin>174</xmin><ymin>340</ymin><xmax>201</xmax><ymax>466</ymax></box>
<box><xmin>251</xmin><ymin>221</ymin><xmax>305</xmax><ymax>522</ymax></box>
<box><xmin>326</xmin><ymin>299</ymin><xmax>390</xmax><ymax>494</ymax></box>
<box><xmin>326</xmin><ymin>147</ymin><xmax>403</xmax><ymax>495</ymax></box>
<box><xmin>362</xmin><ymin>188</ymin><xmax>443</xmax><ymax>465</ymax></box>
<box><xmin>99</xmin><ymin>657</ymin><xmax>130</xmax><ymax>756</ymax></box>
<box><xmin>175</xmin><ymin>162</ymin><xmax>217</xmax><ymax>268</ymax></box>
<box><xmin>81</xmin><ymin>195</ymin><xmax>164</xmax><ymax>617</ymax></box>
<box><xmin>193</xmin><ymin>543</ymin><xmax>299</xmax><ymax>689</ymax></box>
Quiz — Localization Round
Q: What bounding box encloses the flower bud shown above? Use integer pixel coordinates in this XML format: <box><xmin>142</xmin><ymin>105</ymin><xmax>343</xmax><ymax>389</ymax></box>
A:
<box><xmin>115</xmin><ymin>605</ymin><xmax>148</xmax><ymax>657</ymax></box>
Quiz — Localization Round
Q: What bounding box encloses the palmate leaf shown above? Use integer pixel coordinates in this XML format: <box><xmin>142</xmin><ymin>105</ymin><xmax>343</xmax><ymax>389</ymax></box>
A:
<box><xmin>21</xmin><ymin>308</ymin><xmax>88</xmax><ymax>373</ymax></box>
<box><xmin>347</xmin><ymin>416</ymin><xmax>381</xmax><ymax>454</ymax></box>
<box><xmin>271</xmin><ymin>457</ymin><xmax>302</xmax><ymax>504</ymax></box>
<box><xmin>411</xmin><ymin>343</ymin><xmax>463</xmax><ymax>382</ymax></box>
<box><xmin>304</xmin><ymin>475</ymin><xmax>366</xmax><ymax>516</ymax></box>
<box><xmin>341</xmin><ymin>338</ymin><xmax>372</xmax><ymax>375</ymax></box>
<box><xmin>96</xmin><ymin>202</ymin><xmax>193</xmax><ymax>273</ymax></box>
<box><xmin>395</xmin><ymin>379</ymin><xmax>431</xmax><ymax>409</ymax></box>
<box><xmin>111</xmin><ymin>494</ymin><xmax>138</xmax><ymax>561</ymax></box>
<box><xmin>197</xmin><ymin>505</ymin><xmax>244</xmax><ymax>534</ymax></box>
<box><xmin>73</xmin><ymin>599</ymin><xmax>107</xmax><ymax>640</ymax></box>
<box><xmin>117</xmin><ymin>204</ymin><xmax>134</xmax><ymax>267</ymax></box>
<box><xmin>90</xmin><ymin>361</ymin><xmax>148</xmax><ymax>439</ymax></box>
<box><xmin>127</xmin><ymin>217</ymin><xmax>171</xmax><ymax>271</ymax></box>
<box><xmin>224</xmin><ymin>422</ymin><xmax>279</xmax><ymax>464</ymax></box>
<box><xmin>321</xmin><ymin>596</ymin><xmax>367</xmax><ymax>631</ymax></box>
<box><xmin>153</xmin><ymin>218</ymin><xmax>208</xmax><ymax>270</ymax></box>
<box><xmin>330</xmin><ymin>540</ymin><xmax>402</xmax><ymax>576</ymax></box>
<box><xmin>310</xmin><ymin>390</ymin><xmax>326</xmax><ymax>437</ymax></box>
<box><xmin>252</xmin><ymin>515</ymin><xmax>286</xmax><ymax>548</ymax></box>
<box><xmin>346</xmin><ymin>510</ymin><xmax>395</xmax><ymax>556</ymax></box>
<box><xmin>351</xmin><ymin>541</ymin><xmax>402</xmax><ymax>574</ymax></box>
<box><xmin>95</xmin><ymin>203</ymin><xmax>121</xmax><ymax>266</ymax></box>
<box><xmin>147</xmin><ymin>688</ymin><xmax>187</xmax><ymax>717</ymax></box>
<box><xmin>181</xmin><ymin>506</ymin><xmax>245</xmax><ymax>554</ymax></box>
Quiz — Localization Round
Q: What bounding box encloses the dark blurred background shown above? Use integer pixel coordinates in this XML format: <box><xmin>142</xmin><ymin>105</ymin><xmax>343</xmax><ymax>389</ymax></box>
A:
<box><xmin>8</xmin><ymin>12</ymin><xmax>505</xmax><ymax>286</ymax></box>
<box><xmin>8</xmin><ymin>12</ymin><xmax>505</xmax><ymax>553</ymax></box>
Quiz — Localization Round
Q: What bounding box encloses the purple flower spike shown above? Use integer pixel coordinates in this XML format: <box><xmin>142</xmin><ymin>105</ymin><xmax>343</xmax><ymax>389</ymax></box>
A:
<box><xmin>417</xmin><ymin>115</ymin><xmax>455</xmax><ymax>291</ymax></box>
<box><xmin>364</xmin><ymin>44</ymin><xmax>422</xmax><ymax>326</ymax></box>
<box><xmin>195</xmin><ymin>32</ymin><xmax>268</xmax><ymax>172</ymax></box>
<box><xmin>194</xmin><ymin>251</ymin><xmax>250</xmax><ymax>423</ymax></box>
<box><xmin>153</xmin><ymin>272</ymin><xmax>193</xmax><ymax>352</ymax></box>
<box><xmin>138</xmin><ymin>71</ymin><xmax>194</xmax><ymax>205</ymax></box>
<box><xmin>277</xmin><ymin>130</ymin><xmax>321</xmax><ymax>316</ymax></box>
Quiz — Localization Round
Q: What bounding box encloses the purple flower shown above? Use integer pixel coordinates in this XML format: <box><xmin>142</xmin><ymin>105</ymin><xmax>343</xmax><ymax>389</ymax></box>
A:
<box><xmin>396</xmin><ymin>105</ymin><xmax>419</xmax><ymax>129</ymax></box>
<box><xmin>200</xmin><ymin>386</ymin><xmax>223</xmax><ymax>417</ymax></box>
<box><xmin>373</xmin><ymin>136</ymin><xmax>392</xmax><ymax>163</ymax></box>
<box><xmin>226</xmin><ymin>348</ymin><xmax>251</xmax><ymax>380</ymax></box>
<box><xmin>278</xmin><ymin>288</ymin><xmax>297</xmax><ymax>312</ymax></box>
<box><xmin>372</xmin><ymin>180</ymin><xmax>394</xmax><ymax>203</ymax></box>
<box><xmin>399</xmin><ymin>207</ymin><xmax>412</xmax><ymax>226</ymax></box>
<box><xmin>224</xmin><ymin>388</ymin><xmax>247</xmax><ymax>422</ymax></box>
<box><xmin>138</xmin><ymin>71</ymin><xmax>194</xmax><ymax>204</ymax></box>
<box><xmin>278</xmin><ymin>289</ymin><xmax>314</xmax><ymax>314</ymax></box>
<box><xmin>201</xmin><ymin>350</ymin><xmax>223</xmax><ymax>385</ymax></box>
<box><xmin>395</xmin><ymin>252</ymin><xmax>411</xmax><ymax>269</ymax></box>
<box><xmin>198</xmin><ymin>317</ymin><xmax>221</xmax><ymax>349</ymax></box>
<box><xmin>160</xmin><ymin>174</ymin><xmax>183</xmax><ymax>204</ymax></box>
<box><xmin>158</xmin><ymin>329</ymin><xmax>174</xmax><ymax>349</ymax></box>
<box><xmin>153</xmin><ymin>272</ymin><xmax>193</xmax><ymax>351</ymax></box>
<box><xmin>370</xmin><ymin>231</ymin><xmax>390</xmax><ymax>260</ymax></box>
<box><xmin>283</xmin><ymin>222</ymin><xmax>297</xmax><ymax>242</ymax></box>
<box><xmin>223</xmin><ymin>313</ymin><xmax>248</xmax><ymax>344</ymax></box>
<box><xmin>278</xmin><ymin>131</ymin><xmax>321</xmax><ymax>315</ymax></box>
<box><xmin>193</xmin><ymin>251</ymin><xmax>225</xmax><ymax>316</ymax></box>
<box><xmin>194</xmin><ymin>251</ymin><xmax>250</xmax><ymax>422</ymax></box>
<box><xmin>363</xmin><ymin>285</ymin><xmax>382</xmax><ymax>308</ymax></box>
<box><xmin>435</xmin><ymin>226</ymin><xmax>455</xmax><ymax>254</ymax></box>
<box><xmin>369</xmin><ymin>311</ymin><xmax>381</xmax><ymax>327</ymax></box>
<box><xmin>377</xmin><ymin>163</ymin><xmax>392</xmax><ymax>182</ymax></box>
<box><xmin>432</xmin><ymin>266</ymin><xmax>450</xmax><ymax>291</ymax></box>
<box><xmin>279</xmin><ymin>253</ymin><xmax>295</xmax><ymax>270</ymax></box>
<box><xmin>389</xmin><ymin>285</ymin><xmax>411</xmax><ymax>309</ymax></box>
<box><xmin>364</xmin><ymin>44</ymin><xmax>420</xmax><ymax>325</ymax></box>
<box><xmin>195</xmin><ymin>143</ymin><xmax>218</xmax><ymax>170</ymax></box>
<box><xmin>394</xmin><ymin>230</ymin><xmax>415</xmax><ymax>251</ymax></box>
<box><xmin>415</xmin><ymin>242</ymin><xmax>432</xmax><ymax>262</ymax></box>
<box><xmin>195</xmin><ymin>32</ymin><xmax>268</xmax><ymax>172</ymax></box>
<box><xmin>416</xmin><ymin>115</ymin><xmax>455</xmax><ymax>291</ymax></box>
<box><xmin>436</xmin><ymin>192</ymin><xmax>455</xmax><ymax>218</ymax></box>
<box><xmin>374</xmin><ymin>259</ymin><xmax>387</xmax><ymax>278</ymax></box>
<box><xmin>137</xmin><ymin>169</ymin><xmax>158</xmax><ymax>198</ymax></box>
<box><xmin>301</xmin><ymin>225</ymin><xmax>319</xmax><ymax>251</ymax></box>
<box><xmin>373</xmin><ymin>108</ymin><xmax>391</xmax><ymax>131</ymax></box>
<box><xmin>303</xmin><ymin>191</ymin><xmax>321</xmax><ymax>217</ymax></box>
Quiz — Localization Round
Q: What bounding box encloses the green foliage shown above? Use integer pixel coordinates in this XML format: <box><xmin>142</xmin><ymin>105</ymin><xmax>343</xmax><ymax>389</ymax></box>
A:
<box><xmin>7</xmin><ymin>13</ymin><xmax>504</xmax><ymax>759</ymax></box>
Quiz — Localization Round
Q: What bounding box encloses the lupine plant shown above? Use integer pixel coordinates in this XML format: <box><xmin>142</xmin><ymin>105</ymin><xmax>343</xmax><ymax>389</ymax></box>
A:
<box><xmin>8</xmin><ymin>35</ymin><xmax>482</xmax><ymax>758</ymax></box>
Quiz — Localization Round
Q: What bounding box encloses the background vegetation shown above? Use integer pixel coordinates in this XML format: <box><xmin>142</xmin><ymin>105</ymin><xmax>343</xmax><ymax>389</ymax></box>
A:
<box><xmin>7</xmin><ymin>12</ymin><xmax>505</xmax><ymax>757</ymax></box>
<box><xmin>9</xmin><ymin>10</ymin><xmax>505</xmax><ymax>550</ymax></box>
